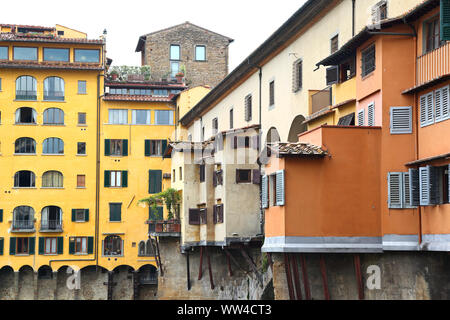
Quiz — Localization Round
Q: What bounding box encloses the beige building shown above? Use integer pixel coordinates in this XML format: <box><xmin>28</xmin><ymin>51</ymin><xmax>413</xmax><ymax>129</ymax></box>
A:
<box><xmin>179</xmin><ymin>0</ymin><xmax>423</xmax><ymax>145</ymax></box>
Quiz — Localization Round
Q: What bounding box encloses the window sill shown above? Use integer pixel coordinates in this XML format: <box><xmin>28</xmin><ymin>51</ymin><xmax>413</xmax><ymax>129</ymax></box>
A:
<box><xmin>77</xmin><ymin>124</ymin><xmax>88</xmax><ymax>127</ymax></box>
<box><xmin>76</xmin><ymin>187</ymin><xmax>86</xmax><ymax>189</ymax></box>
<box><xmin>42</xmin><ymin>154</ymin><xmax>64</xmax><ymax>156</ymax></box>
<box><xmin>41</xmin><ymin>187</ymin><xmax>64</xmax><ymax>190</ymax></box>
<box><xmin>73</xmin><ymin>253</ymin><xmax>89</xmax><ymax>256</ymax></box>
<box><xmin>12</xmin><ymin>187</ymin><xmax>37</xmax><ymax>189</ymax></box>
<box><xmin>14</xmin><ymin>254</ymin><xmax>31</xmax><ymax>257</ymax></box>
<box><xmin>42</xmin><ymin>124</ymin><xmax>65</xmax><ymax>127</ymax></box>
<box><xmin>269</xmin><ymin>104</ymin><xmax>275</xmax><ymax>110</ymax></box>
<box><xmin>14</xmin><ymin>153</ymin><xmax>37</xmax><ymax>156</ymax></box>
<box><xmin>74</xmin><ymin>221</ymin><xmax>87</xmax><ymax>223</ymax></box>
<box><xmin>77</xmin><ymin>93</ymin><xmax>88</xmax><ymax>95</ymax></box>
<box><xmin>43</xmin><ymin>100</ymin><xmax>66</xmax><ymax>103</ymax></box>
<box><xmin>14</xmin><ymin>123</ymin><xmax>37</xmax><ymax>126</ymax></box>
<box><xmin>77</xmin><ymin>154</ymin><xmax>88</xmax><ymax>157</ymax></box>
<box><xmin>14</xmin><ymin>99</ymin><xmax>38</xmax><ymax>102</ymax></box>
<box><xmin>361</xmin><ymin>71</ymin><xmax>375</xmax><ymax>81</ymax></box>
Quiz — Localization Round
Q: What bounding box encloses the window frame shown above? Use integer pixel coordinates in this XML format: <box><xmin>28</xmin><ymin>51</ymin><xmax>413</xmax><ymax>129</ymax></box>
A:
<box><xmin>43</xmin><ymin>76</ymin><xmax>65</xmax><ymax>101</ymax></box>
<box><xmin>43</xmin><ymin>108</ymin><xmax>64</xmax><ymax>125</ymax></box>
<box><xmin>13</xmin><ymin>47</ymin><xmax>38</xmax><ymax>61</ymax></box>
<box><xmin>43</xmin><ymin>47</ymin><xmax>69</xmax><ymax>62</ymax></box>
<box><xmin>42</xmin><ymin>137</ymin><xmax>64</xmax><ymax>155</ymax></box>
<box><xmin>14</xmin><ymin>170</ymin><xmax>36</xmax><ymax>188</ymax></box>
<box><xmin>195</xmin><ymin>45</ymin><xmax>206</xmax><ymax>61</ymax></box>
<box><xmin>109</xmin><ymin>203</ymin><xmax>122</xmax><ymax>223</ymax></box>
<box><xmin>78</xmin><ymin>80</ymin><xmax>87</xmax><ymax>94</ymax></box>
<box><xmin>236</xmin><ymin>169</ymin><xmax>252</xmax><ymax>184</ymax></box>
<box><xmin>42</xmin><ymin>171</ymin><xmax>63</xmax><ymax>188</ymax></box>
<box><xmin>103</xmin><ymin>235</ymin><xmax>123</xmax><ymax>256</ymax></box>
<box><xmin>77</xmin><ymin>175</ymin><xmax>86</xmax><ymax>188</ymax></box>
<box><xmin>170</xmin><ymin>44</ymin><xmax>181</xmax><ymax>61</ymax></box>
<box><xmin>74</xmin><ymin>49</ymin><xmax>100</xmax><ymax>63</ymax></box>
<box><xmin>77</xmin><ymin>142</ymin><xmax>86</xmax><ymax>156</ymax></box>
<box><xmin>361</xmin><ymin>44</ymin><xmax>376</xmax><ymax>78</ymax></box>
<box><xmin>15</xmin><ymin>137</ymin><xmax>36</xmax><ymax>154</ymax></box>
<box><xmin>44</xmin><ymin>237</ymin><xmax>58</xmax><ymax>255</ymax></box>
<box><xmin>154</xmin><ymin>110</ymin><xmax>174</xmax><ymax>125</ymax></box>
<box><xmin>0</xmin><ymin>46</ymin><xmax>8</xmax><ymax>60</ymax></box>
<box><xmin>108</xmin><ymin>109</ymin><xmax>128</xmax><ymax>125</ymax></box>
<box><xmin>78</xmin><ymin>112</ymin><xmax>87</xmax><ymax>125</ymax></box>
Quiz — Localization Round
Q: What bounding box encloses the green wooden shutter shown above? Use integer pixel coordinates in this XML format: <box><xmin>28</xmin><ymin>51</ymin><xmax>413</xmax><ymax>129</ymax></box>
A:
<box><xmin>155</xmin><ymin>170</ymin><xmax>162</xmax><ymax>193</ymax></box>
<box><xmin>72</xmin><ymin>209</ymin><xmax>76</xmax><ymax>222</ymax></box>
<box><xmin>145</xmin><ymin>140</ymin><xmax>151</xmax><ymax>156</ymax></box>
<box><xmin>29</xmin><ymin>237</ymin><xmax>35</xmax><ymax>255</ymax></box>
<box><xmin>122</xmin><ymin>171</ymin><xmax>128</xmax><ymax>188</ymax></box>
<box><xmin>441</xmin><ymin>0</ymin><xmax>450</xmax><ymax>41</ymax></box>
<box><xmin>105</xmin><ymin>139</ymin><xmax>111</xmax><ymax>156</ymax></box>
<box><xmin>69</xmin><ymin>238</ymin><xmax>75</xmax><ymax>254</ymax></box>
<box><xmin>85</xmin><ymin>209</ymin><xmax>89</xmax><ymax>222</ymax></box>
<box><xmin>161</xmin><ymin>140</ymin><xmax>168</xmax><ymax>157</ymax></box>
<box><xmin>0</xmin><ymin>238</ymin><xmax>3</xmax><ymax>255</ymax></box>
<box><xmin>0</xmin><ymin>209</ymin><xmax>3</xmax><ymax>222</ymax></box>
<box><xmin>157</xmin><ymin>206</ymin><xmax>164</xmax><ymax>220</ymax></box>
<box><xmin>39</xmin><ymin>237</ymin><xmax>45</xmax><ymax>255</ymax></box>
<box><xmin>9</xmin><ymin>237</ymin><xmax>16</xmax><ymax>255</ymax></box>
<box><xmin>104</xmin><ymin>171</ymin><xmax>111</xmax><ymax>187</ymax></box>
<box><xmin>122</xmin><ymin>140</ymin><xmax>128</xmax><ymax>156</ymax></box>
<box><xmin>149</xmin><ymin>170</ymin><xmax>162</xmax><ymax>194</ymax></box>
<box><xmin>87</xmin><ymin>237</ymin><xmax>94</xmax><ymax>254</ymax></box>
<box><xmin>110</xmin><ymin>204</ymin><xmax>121</xmax><ymax>222</ymax></box>
<box><xmin>57</xmin><ymin>237</ymin><xmax>64</xmax><ymax>254</ymax></box>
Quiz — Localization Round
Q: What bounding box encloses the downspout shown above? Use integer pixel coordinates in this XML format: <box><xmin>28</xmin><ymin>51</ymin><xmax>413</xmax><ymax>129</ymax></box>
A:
<box><xmin>352</xmin><ymin>0</ymin><xmax>356</xmax><ymax>37</ymax></box>
<box><xmin>258</xmin><ymin>66</ymin><xmax>263</xmax><ymax>235</ymax></box>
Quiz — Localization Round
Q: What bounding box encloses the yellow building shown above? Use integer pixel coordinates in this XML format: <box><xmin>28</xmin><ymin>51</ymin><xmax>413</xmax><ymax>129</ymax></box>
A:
<box><xmin>0</xmin><ymin>24</ymin><xmax>105</xmax><ymax>272</ymax></box>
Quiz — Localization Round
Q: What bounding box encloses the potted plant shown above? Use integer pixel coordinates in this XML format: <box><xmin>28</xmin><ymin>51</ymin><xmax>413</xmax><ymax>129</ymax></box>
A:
<box><xmin>110</xmin><ymin>70</ymin><xmax>119</xmax><ymax>81</ymax></box>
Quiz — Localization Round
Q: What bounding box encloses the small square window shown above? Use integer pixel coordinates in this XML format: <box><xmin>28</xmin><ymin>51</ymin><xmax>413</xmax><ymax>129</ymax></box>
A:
<box><xmin>74</xmin><ymin>209</ymin><xmax>86</xmax><ymax>222</ymax></box>
<box><xmin>331</xmin><ymin>34</ymin><xmax>339</xmax><ymax>54</ymax></box>
<box><xmin>195</xmin><ymin>45</ymin><xmax>206</xmax><ymax>61</ymax></box>
<box><xmin>77</xmin><ymin>175</ymin><xmax>86</xmax><ymax>188</ymax></box>
<box><xmin>77</xmin><ymin>142</ymin><xmax>86</xmax><ymax>155</ymax></box>
<box><xmin>170</xmin><ymin>45</ymin><xmax>180</xmax><ymax>61</ymax></box>
<box><xmin>109</xmin><ymin>203</ymin><xmax>122</xmax><ymax>222</ymax></box>
<box><xmin>78</xmin><ymin>113</ymin><xmax>86</xmax><ymax>125</ymax></box>
<box><xmin>78</xmin><ymin>81</ymin><xmax>87</xmax><ymax>94</ymax></box>
<box><xmin>236</xmin><ymin>169</ymin><xmax>252</xmax><ymax>183</ymax></box>
<box><xmin>269</xmin><ymin>81</ymin><xmax>275</xmax><ymax>107</ymax></box>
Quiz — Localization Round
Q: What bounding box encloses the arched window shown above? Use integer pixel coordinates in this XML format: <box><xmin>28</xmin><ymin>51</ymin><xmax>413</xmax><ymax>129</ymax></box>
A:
<box><xmin>41</xmin><ymin>206</ymin><xmax>62</xmax><ymax>231</ymax></box>
<box><xmin>138</xmin><ymin>241</ymin><xmax>146</xmax><ymax>256</ymax></box>
<box><xmin>44</xmin><ymin>77</ymin><xmax>65</xmax><ymax>101</ymax></box>
<box><xmin>16</xmin><ymin>76</ymin><xmax>37</xmax><ymax>100</ymax></box>
<box><xmin>43</xmin><ymin>108</ymin><xmax>64</xmax><ymax>125</ymax></box>
<box><xmin>145</xmin><ymin>239</ymin><xmax>155</xmax><ymax>256</ymax></box>
<box><xmin>14</xmin><ymin>170</ymin><xmax>36</xmax><ymax>188</ymax></box>
<box><xmin>15</xmin><ymin>137</ymin><xmax>36</xmax><ymax>154</ymax></box>
<box><xmin>103</xmin><ymin>235</ymin><xmax>123</xmax><ymax>256</ymax></box>
<box><xmin>15</xmin><ymin>107</ymin><xmax>37</xmax><ymax>124</ymax></box>
<box><xmin>13</xmin><ymin>206</ymin><xmax>35</xmax><ymax>230</ymax></box>
<box><xmin>43</xmin><ymin>138</ymin><xmax>64</xmax><ymax>154</ymax></box>
<box><xmin>42</xmin><ymin>171</ymin><xmax>63</xmax><ymax>188</ymax></box>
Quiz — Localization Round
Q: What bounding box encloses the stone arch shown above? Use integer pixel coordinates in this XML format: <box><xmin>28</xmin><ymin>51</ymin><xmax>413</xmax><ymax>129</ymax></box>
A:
<box><xmin>37</xmin><ymin>265</ymin><xmax>53</xmax><ymax>279</ymax></box>
<box><xmin>17</xmin><ymin>265</ymin><xmax>34</xmax><ymax>299</ymax></box>
<box><xmin>287</xmin><ymin>115</ymin><xmax>307</xmax><ymax>142</ymax></box>
<box><xmin>138</xmin><ymin>264</ymin><xmax>158</xmax><ymax>285</ymax></box>
<box><xmin>265</xmin><ymin>127</ymin><xmax>281</xmax><ymax>145</ymax></box>
<box><xmin>0</xmin><ymin>266</ymin><xmax>15</xmax><ymax>300</ymax></box>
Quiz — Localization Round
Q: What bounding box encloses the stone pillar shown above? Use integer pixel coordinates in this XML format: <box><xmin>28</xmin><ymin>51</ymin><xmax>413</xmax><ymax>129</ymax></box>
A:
<box><xmin>13</xmin><ymin>272</ymin><xmax>19</xmax><ymax>300</ymax></box>
<box><xmin>52</xmin><ymin>272</ymin><xmax>58</xmax><ymax>300</ymax></box>
<box><xmin>33</xmin><ymin>272</ymin><xmax>39</xmax><ymax>300</ymax></box>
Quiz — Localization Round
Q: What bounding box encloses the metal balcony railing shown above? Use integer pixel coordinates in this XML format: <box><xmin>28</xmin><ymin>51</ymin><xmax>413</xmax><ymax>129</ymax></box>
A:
<box><xmin>40</xmin><ymin>220</ymin><xmax>63</xmax><ymax>232</ymax></box>
<box><xmin>139</xmin><ymin>273</ymin><xmax>158</xmax><ymax>285</ymax></box>
<box><xmin>12</xmin><ymin>220</ymin><xmax>34</xmax><ymax>231</ymax></box>
<box><xmin>417</xmin><ymin>42</ymin><xmax>450</xmax><ymax>87</ymax></box>
<box><xmin>15</xmin><ymin>91</ymin><xmax>37</xmax><ymax>100</ymax></box>
<box><xmin>311</xmin><ymin>87</ymin><xmax>332</xmax><ymax>114</ymax></box>
<box><xmin>44</xmin><ymin>92</ymin><xmax>65</xmax><ymax>101</ymax></box>
<box><xmin>148</xmin><ymin>220</ymin><xmax>181</xmax><ymax>237</ymax></box>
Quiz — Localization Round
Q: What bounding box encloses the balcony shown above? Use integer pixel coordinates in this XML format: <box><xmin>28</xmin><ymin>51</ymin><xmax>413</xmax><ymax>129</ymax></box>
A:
<box><xmin>139</xmin><ymin>273</ymin><xmax>158</xmax><ymax>285</ymax></box>
<box><xmin>147</xmin><ymin>220</ymin><xmax>181</xmax><ymax>237</ymax></box>
<box><xmin>12</xmin><ymin>220</ymin><xmax>35</xmax><ymax>233</ymax></box>
<box><xmin>40</xmin><ymin>220</ymin><xmax>63</xmax><ymax>233</ymax></box>
<box><xmin>15</xmin><ymin>91</ymin><xmax>37</xmax><ymax>101</ymax></box>
<box><xmin>311</xmin><ymin>87</ymin><xmax>332</xmax><ymax>114</ymax></box>
<box><xmin>417</xmin><ymin>42</ymin><xmax>450</xmax><ymax>87</ymax></box>
<box><xmin>44</xmin><ymin>91</ymin><xmax>65</xmax><ymax>101</ymax></box>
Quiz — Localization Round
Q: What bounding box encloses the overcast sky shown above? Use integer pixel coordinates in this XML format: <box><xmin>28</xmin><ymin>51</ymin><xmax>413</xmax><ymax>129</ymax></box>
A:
<box><xmin>2</xmin><ymin>0</ymin><xmax>307</xmax><ymax>72</ymax></box>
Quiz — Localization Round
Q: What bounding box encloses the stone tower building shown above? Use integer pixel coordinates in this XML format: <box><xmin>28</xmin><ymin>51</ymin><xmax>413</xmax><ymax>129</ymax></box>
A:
<box><xmin>136</xmin><ymin>22</ymin><xmax>233</xmax><ymax>88</ymax></box>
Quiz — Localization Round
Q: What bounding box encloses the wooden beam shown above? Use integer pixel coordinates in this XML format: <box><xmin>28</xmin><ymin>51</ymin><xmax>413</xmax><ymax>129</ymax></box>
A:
<box><xmin>225</xmin><ymin>250</ymin><xmax>233</xmax><ymax>277</ymax></box>
<box><xmin>267</xmin><ymin>253</ymin><xmax>274</xmax><ymax>273</ymax></box>
<box><xmin>224</xmin><ymin>248</ymin><xmax>248</xmax><ymax>273</ymax></box>
<box><xmin>205</xmin><ymin>247</ymin><xmax>215</xmax><ymax>290</ymax></box>
<box><xmin>300</xmin><ymin>254</ymin><xmax>311</xmax><ymax>300</ymax></box>
<box><xmin>290</xmin><ymin>254</ymin><xmax>302</xmax><ymax>300</ymax></box>
<box><xmin>284</xmin><ymin>253</ymin><xmax>295</xmax><ymax>300</ymax></box>
<box><xmin>354</xmin><ymin>254</ymin><xmax>364</xmax><ymax>300</ymax></box>
<box><xmin>198</xmin><ymin>246</ymin><xmax>204</xmax><ymax>280</ymax></box>
<box><xmin>186</xmin><ymin>251</ymin><xmax>191</xmax><ymax>291</ymax></box>
<box><xmin>240</xmin><ymin>247</ymin><xmax>263</xmax><ymax>287</ymax></box>
<box><xmin>320</xmin><ymin>254</ymin><xmax>330</xmax><ymax>300</ymax></box>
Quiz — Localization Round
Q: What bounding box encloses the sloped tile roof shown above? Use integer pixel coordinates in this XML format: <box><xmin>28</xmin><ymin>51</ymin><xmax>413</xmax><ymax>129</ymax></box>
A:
<box><xmin>0</xmin><ymin>59</ymin><xmax>103</xmax><ymax>70</ymax></box>
<box><xmin>268</xmin><ymin>142</ymin><xmax>327</xmax><ymax>157</ymax></box>
<box><xmin>103</xmin><ymin>94</ymin><xmax>176</xmax><ymax>102</ymax></box>
<box><xmin>0</xmin><ymin>32</ymin><xmax>103</xmax><ymax>44</ymax></box>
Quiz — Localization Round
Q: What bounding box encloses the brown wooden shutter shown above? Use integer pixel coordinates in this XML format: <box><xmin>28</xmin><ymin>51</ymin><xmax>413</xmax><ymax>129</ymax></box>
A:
<box><xmin>213</xmin><ymin>206</ymin><xmax>218</xmax><ymax>224</ymax></box>
<box><xmin>213</xmin><ymin>171</ymin><xmax>218</xmax><ymax>187</ymax></box>
<box><xmin>252</xmin><ymin>169</ymin><xmax>261</xmax><ymax>184</ymax></box>
<box><xmin>218</xmin><ymin>205</ymin><xmax>224</xmax><ymax>223</ymax></box>
<box><xmin>189</xmin><ymin>209</ymin><xmax>200</xmax><ymax>225</ymax></box>
<box><xmin>200</xmin><ymin>209</ymin><xmax>207</xmax><ymax>225</ymax></box>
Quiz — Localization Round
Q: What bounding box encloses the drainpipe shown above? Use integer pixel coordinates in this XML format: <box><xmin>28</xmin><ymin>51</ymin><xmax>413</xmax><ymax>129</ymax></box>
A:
<box><xmin>352</xmin><ymin>0</ymin><xmax>356</xmax><ymax>37</ymax></box>
<box><xmin>258</xmin><ymin>66</ymin><xmax>263</xmax><ymax>235</ymax></box>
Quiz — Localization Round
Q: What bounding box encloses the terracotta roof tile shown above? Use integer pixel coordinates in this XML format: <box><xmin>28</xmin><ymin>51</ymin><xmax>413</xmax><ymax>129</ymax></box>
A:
<box><xmin>0</xmin><ymin>32</ymin><xmax>103</xmax><ymax>44</ymax></box>
<box><xmin>0</xmin><ymin>59</ymin><xmax>103</xmax><ymax>70</ymax></box>
<box><xmin>103</xmin><ymin>94</ymin><xmax>176</xmax><ymax>102</ymax></box>
<box><xmin>268</xmin><ymin>142</ymin><xmax>327</xmax><ymax>157</ymax></box>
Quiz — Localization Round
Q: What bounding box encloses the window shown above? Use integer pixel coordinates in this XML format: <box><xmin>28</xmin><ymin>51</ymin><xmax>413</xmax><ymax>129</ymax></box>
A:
<box><xmin>16</xmin><ymin>76</ymin><xmax>37</xmax><ymax>100</ymax></box>
<box><xmin>337</xmin><ymin>113</ymin><xmax>355</xmax><ymax>126</ymax></box>
<box><xmin>388</xmin><ymin>172</ymin><xmax>417</xmax><ymax>209</ymax></box>
<box><xmin>72</xmin><ymin>209</ymin><xmax>89</xmax><ymax>222</ymax></box>
<box><xmin>105</xmin><ymin>171</ymin><xmax>128</xmax><ymax>188</ymax></box>
<box><xmin>330</xmin><ymin>34</ymin><xmax>339</xmax><ymax>53</ymax></box>
<box><xmin>417</xmin><ymin>165</ymin><xmax>450</xmax><ymax>206</ymax></box>
<box><xmin>340</xmin><ymin>57</ymin><xmax>356</xmax><ymax>82</ymax></box>
<box><xmin>109</xmin><ymin>88</ymin><xmax>128</xmax><ymax>95</ymax></box>
<box><xmin>153</xmin><ymin>89</ymin><xmax>168</xmax><ymax>96</ymax></box>
<box><xmin>368</xmin><ymin>103</ymin><xmax>375</xmax><ymax>126</ymax></box>
<box><xmin>77</xmin><ymin>175</ymin><xmax>86</xmax><ymax>188</ymax></box>
<box><xmin>41</xmin><ymin>206</ymin><xmax>62</xmax><ymax>231</ymax></box>
<box><xmin>0</xmin><ymin>78</ymin><xmax>2</xmax><ymax>91</ymax></box>
<box><xmin>13</xmin><ymin>206</ymin><xmax>35</xmax><ymax>231</ymax></box>
<box><xmin>105</xmin><ymin>139</ymin><xmax>128</xmax><ymax>157</ymax></box>
<box><xmin>78</xmin><ymin>81</ymin><xmax>87</xmax><ymax>94</ymax></box>
<box><xmin>179</xmin><ymin>167</ymin><xmax>183</xmax><ymax>181</ymax></box>
<box><xmin>15</xmin><ymin>107</ymin><xmax>37</xmax><ymax>124</ymax></box>
<box><xmin>155</xmin><ymin>110</ymin><xmax>174</xmax><ymax>125</ymax></box>
<box><xmin>236</xmin><ymin>169</ymin><xmax>251</xmax><ymax>183</ymax></box>
<box><xmin>213</xmin><ymin>204</ymin><xmax>224</xmax><ymax>224</ymax></box>
<box><xmin>73</xmin><ymin>237</ymin><xmax>87</xmax><ymax>254</ymax></box>
<box><xmin>148</xmin><ymin>170</ymin><xmax>162</xmax><ymax>194</ymax></box>
<box><xmin>171</xmin><ymin>62</ymin><xmax>180</xmax><ymax>78</ymax></box>
<box><xmin>358</xmin><ymin>109</ymin><xmax>365</xmax><ymax>126</ymax></box>
<box><xmin>195</xmin><ymin>45</ymin><xmax>206</xmax><ymax>61</ymax></box>
<box><xmin>43</xmin><ymin>48</ymin><xmax>69</xmax><ymax>62</ymax></box>
<box><xmin>109</xmin><ymin>204</ymin><xmax>122</xmax><ymax>222</ymax></box>
<box><xmin>390</xmin><ymin>107</ymin><xmax>412</xmax><ymax>134</ymax></box>
<box><xmin>42</xmin><ymin>171</ymin><xmax>63</xmax><ymax>188</ymax></box>
<box><xmin>170</xmin><ymin>45</ymin><xmax>180</xmax><ymax>60</ymax></box>
<box><xmin>16</xmin><ymin>238</ymin><xmax>31</xmax><ymax>255</ymax></box>
<box><xmin>74</xmin><ymin>49</ymin><xmax>99</xmax><ymax>63</ymax></box>
<box><xmin>108</xmin><ymin>109</ymin><xmax>128</xmax><ymax>124</ymax></box>
<box><xmin>189</xmin><ymin>209</ymin><xmax>201</xmax><ymax>225</ymax></box>
<box><xmin>269</xmin><ymin>80</ymin><xmax>275</xmax><ymax>107</ymax></box>
<box><xmin>199</xmin><ymin>165</ymin><xmax>206</xmax><ymax>183</ymax></box>
<box><xmin>435</xmin><ymin>85</ymin><xmax>450</xmax><ymax>123</ymax></box>
<box><xmin>212</xmin><ymin>118</ymin><xmax>218</xmax><ymax>135</ymax></box>
<box><xmin>103</xmin><ymin>235</ymin><xmax>123</xmax><ymax>256</ymax></box>
<box><xmin>13</xmin><ymin>47</ymin><xmax>37</xmax><ymax>61</ymax></box>
<box><xmin>14</xmin><ymin>171</ymin><xmax>35</xmax><ymax>188</ymax></box>
<box><xmin>145</xmin><ymin>140</ymin><xmax>166</xmax><ymax>157</ymax></box>
<box><xmin>420</xmin><ymin>91</ymin><xmax>434</xmax><ymax>127</ymax></box>
<box><xmin>44</xmin><ymin>77</ymin><xmax>65</xmax><ymax>101</ymax></box>
<box><xmin>57</xmin><ymin>30</ymin><xmax>64</xmax><ymax>36</ymax></box>
<box><xmin>43</xmin><ymin>108</ymin><xmax>64</xmax><ymax>125</ymax></box>
<box><xmin>77</xmin><ymin>142</ymin><xmax>86</xmax><ymax>155</ymax></box>
<box><xmin>213</xmin><ymin>170</ymin><xmax>223</xmax><ymax>187</ymax></box>
<box><xmin>262</xmin><ymin>171</ymin><xmax>285</xmax><ymax>208</ymax></box>
<box><xmin>15</xmin><ymin>137</ymin><xmax>36</xmax><ymax>154</ymax></box>
<box><xmin>425</xmin><ymin>16</ymin><xmax>442</xmax><ymax>53</ymax></box>
<box><xmin>0</xmin><ymin>46</ymin><xmax>8</xmax><ymax>60</ymax></box>
<box><xmin>361</xmin><ymin>44</ymin><xmax>376</xmax><ymax>77</ymax></box>
<box><xmin>44</xmin><ymin>238</ymin><xmax>57</xmax><ymax>254</ymax></box>
<box><xmin>372</xmin><ymin>0</ymin><xmax>388</xmax><ymax>24</ymax></box>
<box><xmin>78</xmin><ymin>113</ymin><xmax>86</xmax><ymax>125</ymax></box>
<box><xmin>132</xmin><ymin>110</ymin><xmax>151</xmax><ymax>125</ymax></box>
<box><xmin>245</xmin><ymin>94</ymin><xmax>252</xmax><ymax>122</ymax></box>
<box><xmin>43</xmin><ymin>138</ymin><xmax>64</xmax><ymax>154</ymax></box>
<box><xmin>199</xmin><ymin>208</ymin><xmax>207</xmax><ymax>225</ymax></box>
<box><xmin>230</xmin><ymin>108</ymin><xmax>234</xmax><ymax>129</ymax></box>
<box><xmin>292</xmin><ymin>59</ymin><xmax>303</xmax><ymax>92</ymax></box>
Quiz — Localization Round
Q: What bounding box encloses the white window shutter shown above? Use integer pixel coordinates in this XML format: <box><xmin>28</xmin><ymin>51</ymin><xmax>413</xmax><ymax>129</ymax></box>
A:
<box><xmin>276</xmin><ymin>170</ymin><xmax>285</xmax><ymax>206</ymax></box>
<box><xmin>388</xmin><ymin>173</ymin><xmax>403</xmax><ymax>209</ymax></box>
<box><xmin>368</xmin><ymin>103</ymin><xmax>375</xmax><ymax>126</ymax></box>
<box><xmin>358</xmin><ymin>109</ymin><xmax>365</xmax><ymax>126</ymax></box>
<box><xmin>403</xmin><ymin>172</ymin><xmax>411</xmax><ymax>208</ymax></box>
<box><xmin>435</xmin><ymin>88</ymin><xmax>443</xmax><ymax>122</ymax></box>
<box><xmin>262</xmin><ymin>175</ymin><xmax>269</xmax><ymax>209</ymax></box>
<box><xmin>390</xmin><ymin>107</ymin><xmax>412</xmax><ymax>134</ymax></box>
<box><xmin>420</xmin><ymin>95</ymin><xmax>427</xmax><ymax>126</ymax></box>
<box><xmin>408</xmin><ymin>168</ymin><xmax>420</xmax><ymax>207</ymax></box>
<box><xmin>426</xmin><ymin>92</ymin><xmax>434</xmax><ymax>125</ymax></box>
<box><xmin>420</xmin><ymin>167</ymin><xmax>430</xmax><ymax>206</ymax></box>
<box><xmin>442</xmin><ymin>85</ymin><xmax>449</xmax><ymax>121</ymax></box>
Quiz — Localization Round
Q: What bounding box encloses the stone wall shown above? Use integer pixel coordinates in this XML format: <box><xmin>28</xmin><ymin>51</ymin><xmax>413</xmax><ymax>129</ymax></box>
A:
<box><xmin>272</xmin><ymin>252</ymin><xmax>450</xmax><ymax>300</ymax></box>
<box><xmin>142</xmin><ymin>22</ymin><xmax>231</xmax><ymax>88</ymax></box>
